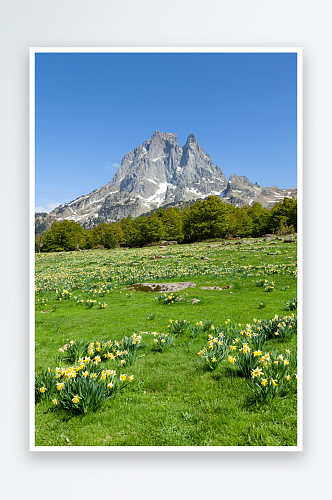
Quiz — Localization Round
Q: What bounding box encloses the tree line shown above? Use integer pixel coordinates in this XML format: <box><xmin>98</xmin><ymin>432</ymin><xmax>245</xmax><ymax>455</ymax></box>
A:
<box><xmin>35</xmin><ymin>196</ymin><xmax>297</xmax><ymax>252</ymax></box>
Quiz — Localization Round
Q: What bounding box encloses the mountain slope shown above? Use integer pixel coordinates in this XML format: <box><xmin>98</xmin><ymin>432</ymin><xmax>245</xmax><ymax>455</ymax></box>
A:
<box><xmin>35</xmin><ymin>131</ymin><xmax>297</xmax><ymax>234</ymax></box>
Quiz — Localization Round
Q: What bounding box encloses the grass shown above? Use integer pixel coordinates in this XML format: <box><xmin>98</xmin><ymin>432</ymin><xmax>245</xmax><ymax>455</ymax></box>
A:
<box><xmin>34</xmin><ymin>236</ymin><xmax>298</xmax><ymax>447</ymax></box>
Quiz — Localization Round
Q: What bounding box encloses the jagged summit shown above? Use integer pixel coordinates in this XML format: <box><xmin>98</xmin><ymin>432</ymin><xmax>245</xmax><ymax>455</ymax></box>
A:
<box><xmin>35</xmin><ymin>131</ymin><xmax>297</xmax><ymax>234</ymax></box>
<box><xmin>109</xmin><ymin>130</ymin><xmax>227</xmax><ymax>206</ymax></box>
<box><xmin>185</xmin><ymin>133</ymin><xmax>198</xmax><ymax>145</ymax></box>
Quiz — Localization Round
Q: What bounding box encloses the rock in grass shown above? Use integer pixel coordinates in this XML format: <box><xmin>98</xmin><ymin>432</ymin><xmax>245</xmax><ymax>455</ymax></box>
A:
<box><xmin>191</xmin><ymin>298</ymin><xmax>200</xmax><ymax>304</ymax></box>
<box><xmin>127</xmin><ymin>282</ymin><xmax>196</xmax><ymax>292</ymax></box>
<box><xmin>199</xmin><ymin>285</ymin><xmax>232</xmax><ymax>290</ymax></box>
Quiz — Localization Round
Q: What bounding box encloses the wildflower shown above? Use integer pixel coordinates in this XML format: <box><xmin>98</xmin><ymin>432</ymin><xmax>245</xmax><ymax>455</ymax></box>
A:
<box><xmin>56</xmin><ymin>382</ymin><xmax>64</xmax><ymax>391</ymax></box>
<box><xmin>229</xmin><ymin>345</ymin><xmax>236</xmax><ymax>351</ymax></box>
<box><xmin>261</xmin><ymin>379</ymin><xmax>268</xmax><ymax>387</ymax></box>
<box><xmin>120</xmin><ymin>374</ymin><xmax>127</xmax><ymax>381</ymax></box>
<box><xmin>40</xmin><ymin>386</ymin><xmax>46</xmax><ymax>393</ymax></box>
<box><xmin>212</xmin><ymin>358</ymin><xmax>216</xmax><ymax>363</ymax></box>
<box><xmin>107</xmin><ymin>382</ymin><xmax>114</xmax><ymax>389</ymax></box>
<box><xmin>121</xmin><ymin>359</ymin><xmax>126</xmax><ymax>365</ymax></box>
<box><xmin>72</xmin><ymin>395</ymin><xmax>82</xmax><ymax>404</ymax></box>
<box><xmin>271</xmin><ymin>379</ymin><xmax>278</xmax><ymax>387</ymax></box>
<box><xmin>128</xmin><ymin>375</ymin><xmax>134</xmax><ymax>382</ymax></box>
<box><xmin>228</xmin><ymin>356</ymin><xmax>236</xmax><ymax>364</ymax></box>
<box><xmin>251</xmin><ymin>367</ymin><xmax>264</xmax><ymax>378</ymax></box>
<box><xmin>286</xmin><ymin>375</ymin><xmax>291</xmax><ymax>381</ymax></box>
<box><xmin>52</xmin><ymin>399</ymin><xmax>58</xmax><ymax>405</ymax></box>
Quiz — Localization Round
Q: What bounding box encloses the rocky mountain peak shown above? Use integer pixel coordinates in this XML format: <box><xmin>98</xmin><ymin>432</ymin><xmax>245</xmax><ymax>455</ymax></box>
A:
<box><xmin>35</xmin><ymin>131</ymin><xmax>297</xmax><ymax>234</ymax></box>
<box><xmin>107</xmin><ymin>131</ymin><xmax>227</xmax><ymax>206</ymax></box>
<box><xmin>185</xmin><ymin>133</ymin><xmax>198</xmax><ymax>145</ymax></box>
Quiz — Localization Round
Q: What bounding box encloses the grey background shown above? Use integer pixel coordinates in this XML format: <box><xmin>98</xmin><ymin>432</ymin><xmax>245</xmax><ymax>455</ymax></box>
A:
<box><xmin>0</xmin><ymin>1</ymin><xmax>329</xmax><ymax>498</ymax></box>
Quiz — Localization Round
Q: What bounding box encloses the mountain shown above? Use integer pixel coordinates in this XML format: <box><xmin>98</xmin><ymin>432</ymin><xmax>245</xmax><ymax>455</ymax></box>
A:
<box><xmin>35</xmin><ymin>131</ymin><xmax>297</xmax><ymax>234</ymax></box>
<box><xmin>110</xmin><ymin>131</ymin><xmax>227</xmax><ymax>205</ymax></box>
<box><xmin>221</xmin><ymin>174</ymin><xmax>297</xmax><ymax>208</ymax></box>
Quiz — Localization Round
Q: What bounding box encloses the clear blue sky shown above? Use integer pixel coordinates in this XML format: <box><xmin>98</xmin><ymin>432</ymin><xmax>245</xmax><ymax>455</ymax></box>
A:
<box><xmin>35</xmin><ymin>51</ymin><xmax>297</xmax><ymax>213</ymax></box>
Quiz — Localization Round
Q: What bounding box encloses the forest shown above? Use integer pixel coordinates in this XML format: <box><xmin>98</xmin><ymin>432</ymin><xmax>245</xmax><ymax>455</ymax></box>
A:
<box><xmin>35</xmin><ymin>195</ymin><xmax>297</xmax><ymax>252</ymax></box>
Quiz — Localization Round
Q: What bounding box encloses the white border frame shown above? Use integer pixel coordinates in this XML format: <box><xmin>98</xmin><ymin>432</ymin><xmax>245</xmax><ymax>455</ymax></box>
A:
<box><xmin>30</xmin><ymin>47</ymin><xmax>302</xmax><ymax>452</ymax></box>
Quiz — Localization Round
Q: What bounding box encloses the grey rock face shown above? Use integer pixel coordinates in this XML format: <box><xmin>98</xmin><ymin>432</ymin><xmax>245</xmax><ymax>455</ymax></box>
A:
<box><xmin>127</xmin><ymin>282</ymin><xmax>196</xmax><ymax>292</ymax></box>
<box><xmin>199</xmin><ymin>285</ymin><xmax>232</xmax><ymax>290</ymax></box>
<box><xmin>110</xmin><ymin>130</ymin><xmax>227</xmax><ymax>208</ymax></box>
<box><xmin>222</xmin><ymin>174</ymin><xmax>297</xmax><ymax>208</ymax></box>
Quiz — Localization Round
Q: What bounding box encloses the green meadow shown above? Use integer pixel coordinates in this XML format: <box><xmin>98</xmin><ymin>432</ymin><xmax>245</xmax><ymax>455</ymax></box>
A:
<box><xmin>34</xmin><ymin>237</ymin><xmax>298</xmax><ymax>447</ymax></box>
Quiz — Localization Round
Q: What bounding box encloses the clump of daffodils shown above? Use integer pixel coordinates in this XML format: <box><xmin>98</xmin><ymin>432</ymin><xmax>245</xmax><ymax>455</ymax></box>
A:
<box><xmin>112</xmin><ymin>334</ymin><xmax>142</xmax><ymax>366</ymax></box>
<box><xmin>157</xmin><ymin>293</ymin><xmax>184</xmax><ymax>305</ymax></box>
<box><xmin>167</xmin><ymin>319</ymin><xmax>190</xmax><ymax>335</ymax></box>
<box><xmin>197</xmin><ymin>332</ymin><xmax>230</xmax><ymax>370</ymax></box>
<box><xmin>153</xmin><ymin>332</ymin><xmax>176</xmax><ymax>351</ymax></box>
<box><xmin>36</xmin><ymin>351</ymin><xmax>136</xmax><ymax>414</ymax></box>
<box><xmin>98</xmin><ymin>302</ymin><xmax>107</xmax><ymax>309</ymax></box>
<box><xmin>247</xmin><ymin>349</ymin><xmax>297</xmax><ymax>403</ymax></box>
